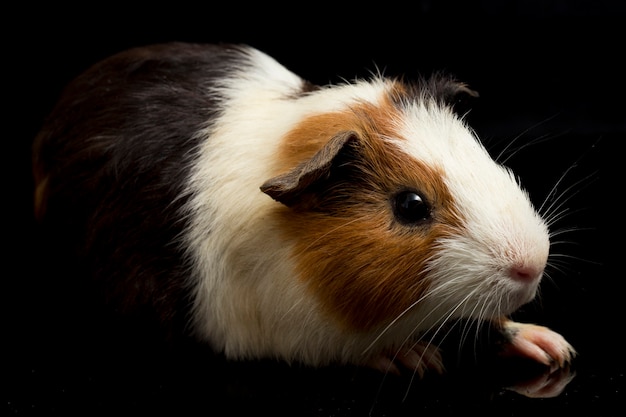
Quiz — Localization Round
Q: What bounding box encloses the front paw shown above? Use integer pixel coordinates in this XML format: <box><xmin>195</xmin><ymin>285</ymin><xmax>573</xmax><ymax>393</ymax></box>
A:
<box><xmin>499</xmin><ymin>320</ymin><xmax>576</xmax><ymax>369</ymax></box>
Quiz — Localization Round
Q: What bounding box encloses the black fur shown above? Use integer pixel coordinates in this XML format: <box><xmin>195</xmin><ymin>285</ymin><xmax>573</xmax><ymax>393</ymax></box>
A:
<box><xmin>391</xmin><ymin>73</ymin><xmax>479</xmax><ymax>115</ymax></box>
<box><xmin>32</xmin><ymin>42</ymin><xmax>252</xmax><ymax>339</ymax></box>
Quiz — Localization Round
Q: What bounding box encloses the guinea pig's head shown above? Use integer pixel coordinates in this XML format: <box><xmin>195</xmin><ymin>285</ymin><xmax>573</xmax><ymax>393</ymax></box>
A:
<box><xmin>261</xmin><ymin>76</ymin><xmax>550</xmax><ymax>337</ymax></box>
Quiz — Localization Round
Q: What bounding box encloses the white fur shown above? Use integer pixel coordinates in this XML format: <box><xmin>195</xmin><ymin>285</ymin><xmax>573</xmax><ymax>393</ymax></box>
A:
<box><xmin>183</xmin><ymin>46</ymin><xmax>396</xmax><ymax>364</ymax></box>
<box><xmin>393</xmin><ymin>103</ymin><xmax>550</xmax><ymax>326</ymax></box>
<box><xmin>183</xmin><ymin>46</ymin><xmax>550</xmax><ymax>366</ymax></box>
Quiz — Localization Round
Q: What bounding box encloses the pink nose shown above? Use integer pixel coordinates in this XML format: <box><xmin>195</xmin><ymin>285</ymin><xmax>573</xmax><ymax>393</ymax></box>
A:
<box><xmin>510</xmin><ymin>264</ymin><xmax>544</xmax><ymax>282</ymax></box>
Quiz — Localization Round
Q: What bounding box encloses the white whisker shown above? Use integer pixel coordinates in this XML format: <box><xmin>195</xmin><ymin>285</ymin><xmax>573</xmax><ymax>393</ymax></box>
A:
<box><xmin>399</xmin><ymin>286</ymin><xmax>486</xmax><ymax>402</ymax></box>
<box><xmin>549</xmin><ymin>252</ymin><xmax>601</xmax><ymax>265</ymax></box>
<box><xmin>494</xmin><ymin>114</ymin><xmax>560</xmax><ymax>164</ymax></box>
<box><xmin>362</xmin><ymin>275</ymin><xmax>469</xmax><ymax>355</ymax></box>
<box><xmin>541</xmin><ymin>171</ymin><xmax>597</xmax><ymax>227</ymax></box>
<box><xmin>549</xmin><ymin>226</ymin><xmax>594</xmax><ymax>239</ymax></box>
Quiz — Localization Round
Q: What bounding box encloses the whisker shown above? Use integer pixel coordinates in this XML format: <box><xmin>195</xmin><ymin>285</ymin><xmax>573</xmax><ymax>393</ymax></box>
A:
<box><xmin>545</xmin><ymin>263</ymin><xmax>571</xmax><ymax>281</ymax></box>
<box><xmin>400</xmin><ymin>285</ymin><xmax>487</xmax><ymax>401</ymax></box>
<box><xmin>542</xmin><ymin>267</ymin><xmax>556</xmax><ymax>283</ymax></box>
<box><xmin>500</xmin><ymin>131</ymin><xmax>557</xmax><ymax>166</ymax></box>
<box><xmin>494</xmin><ymin>114</ymin><xmax>560</xmax><ymax>164</ymax></box>
<box><xmin>549</xmin><ymin>226</ymin><xmax>595</xmax><ymax>239</ymax></box>
<box><xmin>458</xmin><ymin>285</ymin><xmax>499</xmax><ymax>360</ymax></box>
<box><xmin>538</xmin><ymin>164</ymin><xmax>582</xmax><ymax>218</ymax></box>
<box><xmin>538</xmin><ymin>136</ymin><xmax>601</xmax><ymax>225</ymax></box>
<box><xmin>369</xmin><ymin>277</ymin><xmax>474</xmax><ymax>374</ymax></box>
<box><xmin>456</xmin><ymin>293</ymin><xmax>485</xmax><ymax>358</ymax></box>
<box><xmin>362</xmin><ymin>275</ymin><xmax>469</xmax><ymax>355</ymax></box>
<box><xmin>540</xmin><ymin>170</ymin><xmax>598</xmax><ymax>226</ymax></box>
<box><xmin>549</xmin><ymin>252</ymin><xmax>601</xmax><ymax>266</ymax></box>
<box><xmin>461</xmin><ymin>282</ymin><xmax>499</xmax><ymax>361</ymax></box>
<box><xmin>456</xmin><ymin>317</ymin><xmax>476</xmax><ymax>365</ymax></box>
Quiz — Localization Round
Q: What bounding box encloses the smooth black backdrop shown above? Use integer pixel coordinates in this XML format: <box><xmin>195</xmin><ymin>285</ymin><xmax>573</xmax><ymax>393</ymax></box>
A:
<box><xmin>5</xmin><ymin>2</ymin><xmax>623</xmax><ymax>416</ymax></box>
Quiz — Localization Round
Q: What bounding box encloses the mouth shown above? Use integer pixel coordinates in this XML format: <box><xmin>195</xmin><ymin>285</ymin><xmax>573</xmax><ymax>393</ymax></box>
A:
<box><xmin>456</xmin><ymin>277</ymin><xmax>541</xmax><ymax>322</ymax></box>
<box><xmin>500</xmin><ymin>280</ymin><xmax>541</xmax><ymax>316</ymax></box>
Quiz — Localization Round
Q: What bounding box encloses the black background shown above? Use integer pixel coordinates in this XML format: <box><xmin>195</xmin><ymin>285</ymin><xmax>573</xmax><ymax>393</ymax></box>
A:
<box><xmin>5</xmin><ymin>1</ymin><xmax>623</xmax><ymax>415</ymax></box>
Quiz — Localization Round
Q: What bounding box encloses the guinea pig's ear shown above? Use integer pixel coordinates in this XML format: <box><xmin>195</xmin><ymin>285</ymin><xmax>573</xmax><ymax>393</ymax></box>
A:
<box><xmin>429</xmin><ymin>74</ymin><xmax>480</xmax><ymax>115</ymax></box>
<box><xmin>449</xmin><ymin>83</ymin><xmax>479</xmax><ymax>116</ymax></box>
<box><xmin>260</xmin><ymin>130</ymin><xmax>358</xmax><ymax>207</ymax></box>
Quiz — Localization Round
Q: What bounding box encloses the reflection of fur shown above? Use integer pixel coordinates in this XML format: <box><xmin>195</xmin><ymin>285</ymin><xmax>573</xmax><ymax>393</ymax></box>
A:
<box><xmin>33</xmin><ymin>42</ymin><xmax>574</xmax><ymax>372</ymax></box>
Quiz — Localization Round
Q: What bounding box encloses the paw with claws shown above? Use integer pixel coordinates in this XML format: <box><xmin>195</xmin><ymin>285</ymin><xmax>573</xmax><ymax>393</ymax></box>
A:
<box><xmin>499</xmin><ymin>320</ymin><xmax>576</xmax><ymax>369</ymax></box>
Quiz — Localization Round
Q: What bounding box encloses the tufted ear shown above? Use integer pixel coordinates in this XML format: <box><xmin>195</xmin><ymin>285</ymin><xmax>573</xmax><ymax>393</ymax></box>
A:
<box><xmin>260</xmin><ymin>130</ymin><xmax>359</xmax><ymax>207</ymax></box>
<box><xmin>429</xmin><ymin>74</ymin><xmax>480</xmax><ymax>115</ymax></box>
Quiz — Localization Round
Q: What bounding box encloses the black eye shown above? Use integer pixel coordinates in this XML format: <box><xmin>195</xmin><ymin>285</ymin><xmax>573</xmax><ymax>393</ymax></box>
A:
<box><xmin>393</xmin><ymin>190</ymin><xmax>431</xmax><ymax>224</ymax></box>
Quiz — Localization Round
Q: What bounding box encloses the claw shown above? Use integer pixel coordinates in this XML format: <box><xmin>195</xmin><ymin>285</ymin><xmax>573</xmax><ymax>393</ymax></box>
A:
<box><xmin>499</xmin><ymin>320</ymin><xmax>576</xmax><ymax>369</ymax></box>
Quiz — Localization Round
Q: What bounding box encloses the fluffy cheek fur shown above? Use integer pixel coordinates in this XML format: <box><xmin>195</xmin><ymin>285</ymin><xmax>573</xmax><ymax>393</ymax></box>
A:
<box><xmin>422</xmin><ymin>235</ymin><xmax>543</xmax><ymax>325</ymax></box>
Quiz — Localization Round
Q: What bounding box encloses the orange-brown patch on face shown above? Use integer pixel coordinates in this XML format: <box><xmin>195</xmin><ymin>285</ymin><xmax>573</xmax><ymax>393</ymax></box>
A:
<box><xmin>270</xmin><ymin>111</ymin><xmax>356</xmax><ymax>176</ymax></box>
<box><xmin>268</xmin><ymin>87</ymin><xmax>463</xmax><ymax>332</ymax></box>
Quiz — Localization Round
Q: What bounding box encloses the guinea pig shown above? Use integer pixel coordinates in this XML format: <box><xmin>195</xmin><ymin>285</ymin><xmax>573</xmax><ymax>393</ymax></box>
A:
<box><xmin>32</xmin><ymin>42</ymin><xmax>575</xmax><ymax>375</ymax></box>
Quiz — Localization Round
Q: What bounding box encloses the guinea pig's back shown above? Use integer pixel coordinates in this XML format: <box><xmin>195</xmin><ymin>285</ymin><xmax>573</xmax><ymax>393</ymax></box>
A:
<box><xmin>31</xmin><ymin>43</ymin><xmax>274</xmax><ymax>335</ymax></box>
<box><xmin>33</xmin><ymin>42</ymin><xmax>244</xmax><ymax>219</ymax></box>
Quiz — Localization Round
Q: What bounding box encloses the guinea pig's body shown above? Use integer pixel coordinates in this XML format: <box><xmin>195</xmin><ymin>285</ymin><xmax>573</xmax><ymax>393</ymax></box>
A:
<box><xmin>33</xmin><ymin>42</ymin><xmax>574</xmax><ymax>372</ymax></box>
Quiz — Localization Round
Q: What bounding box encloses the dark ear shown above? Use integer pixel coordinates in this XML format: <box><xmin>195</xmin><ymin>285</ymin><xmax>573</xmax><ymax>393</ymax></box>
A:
<box><xmin>428</xmin><ymin>73</ymin><xmax>479</xmax><ymax>115</ymax></box>
<box><xmin>260</xmin><ymin>130</ymin><xmax>359</xmax><ymax>206</ymax></box>
<box><xmin>446</xmin><ymin>82</ymin><xmax>479</xmax><ymax>116</ymax></box>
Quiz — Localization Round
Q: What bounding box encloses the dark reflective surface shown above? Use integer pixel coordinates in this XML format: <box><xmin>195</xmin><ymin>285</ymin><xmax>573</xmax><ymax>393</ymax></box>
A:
<box><xmin>5</xmin><ymin>327</ymin><xmax>622</xmax><ymax>416</ymax></box>
<box><xmin>5</xmin><ymin>2</ymin><xmax>622</xmax><ymax>415</ymax></box>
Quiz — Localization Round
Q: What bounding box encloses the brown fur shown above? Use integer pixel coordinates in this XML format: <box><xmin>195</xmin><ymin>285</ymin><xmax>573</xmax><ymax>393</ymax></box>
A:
<box><xmin>266</xmin><ymin>87</ymin><xmax>464</xmax><ymax>331</ymax></box>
